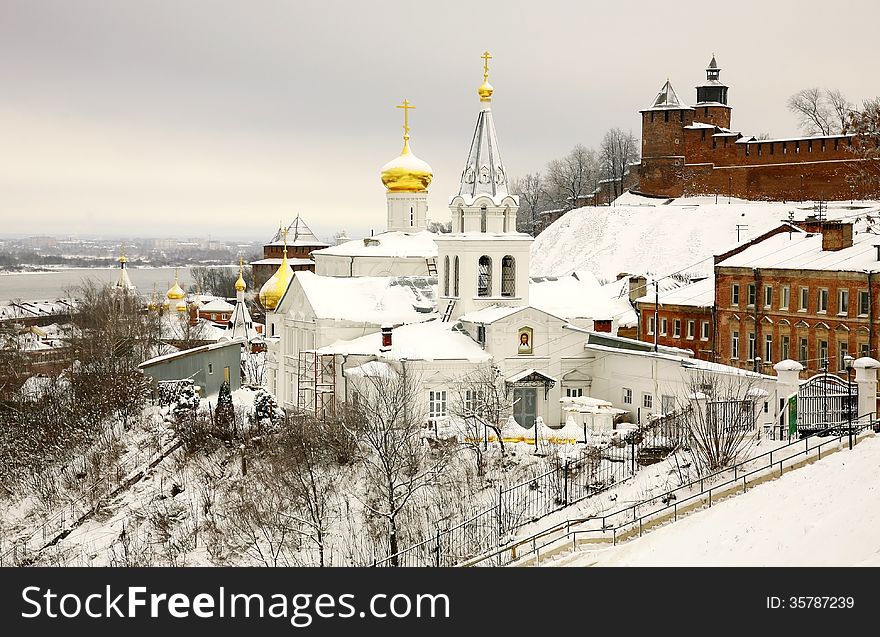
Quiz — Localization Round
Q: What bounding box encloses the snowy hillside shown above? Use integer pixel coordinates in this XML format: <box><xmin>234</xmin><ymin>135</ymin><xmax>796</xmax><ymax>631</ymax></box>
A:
<box><xmin>530</xmin><ymin>193</ymin><xmax>880</xmax><ymax>281</ymax></box>
<box><xmin>562</xmin><ymin>436</ymin><xmax>880</xmax><ymax>567</ymax></box>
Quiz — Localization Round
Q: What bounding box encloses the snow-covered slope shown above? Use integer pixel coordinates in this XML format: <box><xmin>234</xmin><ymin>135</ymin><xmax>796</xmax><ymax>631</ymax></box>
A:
<box><xmin>530</xmin><ymin>194</ymin><xmax>880</xmax><ymax>281</ymax></box>
<box><xmin>563</xmin><ymin>436</ymin><xmax>880</xmax><ymax>567</ymax></box>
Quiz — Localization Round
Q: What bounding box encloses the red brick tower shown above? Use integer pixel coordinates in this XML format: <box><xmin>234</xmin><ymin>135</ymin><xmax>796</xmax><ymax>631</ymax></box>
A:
<box><xmin>638</xmin><ymin>80</ymin><xmax>693</xmax><ymax>197</ymax></box>
<box><xmin>694</xmin><ymin>55</ymin><xmax>732</xmax><ymax>129</ymax></box>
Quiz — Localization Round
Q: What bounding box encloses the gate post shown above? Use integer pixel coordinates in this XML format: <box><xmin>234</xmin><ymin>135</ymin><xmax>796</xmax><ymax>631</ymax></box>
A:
<box><xmin>854</xmin><ymin>357</ymin><xmax>880</xmax><ymax>424</ymax></box>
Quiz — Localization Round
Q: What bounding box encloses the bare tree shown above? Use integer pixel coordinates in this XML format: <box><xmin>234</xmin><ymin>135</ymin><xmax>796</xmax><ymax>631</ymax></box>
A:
<box><xmin>846</xmin><ymin>97</ymin><xmax>880</xmax><ymax>194</ymax></box>
<box><xmin>678</xmin><ymin>371</ymin><xmax>761</xmax><ymax>474</ymax></box>
<box><xmin>190</xmin><ymin>265</ymin><xmax>253</xmax><ymax>299</ymax></box>
<box><xmin>545</xmin><ymin>144</ymin><xmax>600</xmax><ymax>210</ymax></box>
<box><xmin>449</xmin><ymin>364</ymin><xmax>516</xmax><ymax>474</ymax></box>
<box><xmin>600</xmin><ymin>128</ymin><xmax>640</xmax><ymax>199</ymax></box>
<box><xmin>346</xmin><ymin>364</ymin><xmax>452</xmax><ymax>565</ymax></box>
<box><xmin>787</xmin><ymin>88</ymin><xmax>853</xmax><ymax>136</ymax></box>
<box><xmin>512</xmin><ymin>172</ymin><xmax>548</xmax><ymax>235</ymax></box>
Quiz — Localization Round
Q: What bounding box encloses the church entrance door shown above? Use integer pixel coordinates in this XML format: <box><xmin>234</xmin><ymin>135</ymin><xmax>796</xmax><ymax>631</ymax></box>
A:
<box><xmin>513</xmin><ymin>387</ymin><xmax>537</xmax><ymax>429</ymax></box>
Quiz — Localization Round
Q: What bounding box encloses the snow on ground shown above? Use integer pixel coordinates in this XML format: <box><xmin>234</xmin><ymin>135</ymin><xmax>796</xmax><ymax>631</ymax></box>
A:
<box><xmin>561</xmin><ymin>435</ymin><xmax>880</xmax><ymax>567</ymax></box>
<box><xmin>531</xmin><ymin>194</ymin><xmax>880</xmax><ymax>281</ymax></box>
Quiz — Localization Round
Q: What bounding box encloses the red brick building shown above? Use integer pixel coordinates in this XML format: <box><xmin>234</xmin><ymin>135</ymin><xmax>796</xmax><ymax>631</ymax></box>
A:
<box><xmin>638</xmin><ymin>57</ymin><xmax>880</xmax><ymax>201</ymax></box>
<box><xmin>714</xmin><ymin>220</ymin><xmax>880</xmax><ymax>378</ymax></box>
<box><xmin>635</xmin><ymin>277</ymin><xmax>715</xmax><ymax>361</ymax></box>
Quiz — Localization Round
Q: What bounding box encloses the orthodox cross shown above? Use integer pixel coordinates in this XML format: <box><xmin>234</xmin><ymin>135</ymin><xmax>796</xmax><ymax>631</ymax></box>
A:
<box><xmin>396</xmin><ymin>99</ymin><xmax>415</xmax><ymax>141</ymax></box>
<box><xmin>481</xmin><ymin>50</ymin><xmax>492</xmax><ymax>80</ymax></box>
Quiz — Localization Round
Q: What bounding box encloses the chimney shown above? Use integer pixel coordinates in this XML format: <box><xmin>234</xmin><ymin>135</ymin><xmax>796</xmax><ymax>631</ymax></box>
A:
<box><xmin>821</xmin><ymin>221</ymin><xmax>853</xmax><ymax>251</ymax></box>
<box><xmin>380</xmin><ymin>324</ymin><xmax>393</xmax><ymax>353</ymax></box>
<box><xmin>628</xmin><ymin>275</ymin><xmax>648</xmax><ymax>303</ymax></box>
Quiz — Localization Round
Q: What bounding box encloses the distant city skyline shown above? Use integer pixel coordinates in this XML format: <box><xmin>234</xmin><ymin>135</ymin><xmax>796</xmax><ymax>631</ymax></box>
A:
<box><xmin>1</xmin><ymin>0</ymin><xmax>878</xmax><ymax>239</ymax></box>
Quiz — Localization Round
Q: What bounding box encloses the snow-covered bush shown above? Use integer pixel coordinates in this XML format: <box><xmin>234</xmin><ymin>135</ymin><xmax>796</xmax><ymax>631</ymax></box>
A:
<box><xmin>252</xmin><ymin>388</ymin><xmax>284</xmax><ymax>426</ymax></box>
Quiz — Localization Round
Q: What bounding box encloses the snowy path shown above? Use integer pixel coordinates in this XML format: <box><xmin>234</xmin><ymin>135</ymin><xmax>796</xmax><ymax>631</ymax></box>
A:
<box><xmin>556</xmin><ymin>435</ymin><xmax>880</xmax><ymax>567</ymax></box>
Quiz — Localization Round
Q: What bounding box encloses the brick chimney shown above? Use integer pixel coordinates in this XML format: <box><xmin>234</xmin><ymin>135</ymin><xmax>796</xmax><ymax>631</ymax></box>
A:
<box><xmin>628</xmin><ymin>275</ymin><xmax>648</xmax><ymax>303</ymax></box>
<box><xmin>821</xmin><ymin>221</ymin><xmax>853</xmax><ymax>251</ymax></box>
<box><xmin>380</xmin><ymin>324</ymin><xmax>392</xmax><ymax>353</ymax></box>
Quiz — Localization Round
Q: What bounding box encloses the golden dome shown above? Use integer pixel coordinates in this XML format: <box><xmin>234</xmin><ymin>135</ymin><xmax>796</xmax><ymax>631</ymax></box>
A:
<box><xmin>235</xmin><ymin>257</ymin><xmax>246</xmax><ymax>292</ymax></box>
<box><xmin>478</xmin><ymin>50</ymin><xmax>494</xmax><ymax>102</ymax></box>
<box><xmin>380</xmin><ymin>139</ymin><xmax>433</xmax><ymax>192</ymax></box>
<box><xmin>166</xmin><ymin>270</ymin><xmax>185</xmax><ymax>300</ymax></box>
<box><xmin>175</xmin><ymin>299</ymin><xmax>188</xmax><ymax>312</ymax></box>
<box><xmin>380</xmin><ymin>98</ymin><xmax>432</xmax><ymax>193</ymax></box>
<box><xmin>259</xmin><ymin>231</ymin><xmax>293</xmax><ymax>311</ymax></box>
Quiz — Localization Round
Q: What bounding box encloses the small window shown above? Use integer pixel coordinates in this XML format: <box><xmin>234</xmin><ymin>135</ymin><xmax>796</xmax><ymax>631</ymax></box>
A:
<box><xmin>687</xmin><ymin>320</ymin><xmax>695</xmax><ymax>339</ymax></box>
<box><xmin>732</xmin><ymin>331</ymin><xmax>740</xmax><ymax>359</ymax></box>
<box><xmin>838</xmin><ymin>289</ymin><xmax>849</xmax><ymax>315</ymax></box>
<box><xmin>410</xmin><ymin>206</ymin><xmax>414</xmax><ymax>227</ymax></box>
<box><xmin>838</xmin><ymin>341</ymin><xmax>850</xmax><ymax>372</ymax></box>
<box><xmin>799</xmin><ymin>338</ymin><xmax>809</xmax><ymax>366</ymax></box>
<box><xmin>701</xmin><ymin>321</ymin><xmax>710</xmax><ymax>340</ymax></box>
<box><xmin>748</xmin><ymin>332</ymin><xmax>756</xmax><ymax>361</ymax></box>
<box><xmin>781</xmin><ymin>335</ymin><xmax>790</xmax><ymax>360</ymax></box>
<box><xmin>731</xmin><ymin>284</ymin><xmax>740</xmax><ymax>306</ymax></box>
<box><xmin>819</xmin><ymin>340</ymin><xmax>829</xmax><ymax>366</ymax></box>
<box><xmin>858</xmin><ymin>290</ymin><xmax>870</xmax><ymax>316</ymax></box>
<box><xmin>780</xmin><ymin>286</ymin><xmax>790</xmax><ymax>310</ymax></box>
<box><xmin>428</xmin><ymin>390</ymin><xmax>447</xmax><ymax>418</ymax></box>
<box><xmin>565</xmin><ymin>387</ymin><xmax>584</xmax><ymax>398</ymax></box>
<box><xmin>623</xmin><ymin>387</ymin><xmax>633</xmax><ymax>404</ymax></box>
<box><xmin>477</xmin><ymin>255</ymin><xmax>492</xmax><ymax>297</ymax></box>
<box><xmin>647</xmin><ymin>316</ymin><xmax>655</xmax><ymax>336</ymax></box>
<box><xmin>208</xmin><ymin>363</ymin><xmax>214</xmax><ymax>375</ymax></box>
<box><xmin>799</xmin><ymin>287</ymin><xmax>809</xmax><ymax>311</ymax></box>
<box><xmin>642</xmin><ymin>393</ymin><xmax>653</xmax><ymax>409</ymax></box>
<box><xmin>480</xmin><ymin>206</ymin><xmax>487</xmax><ymax>233</ymax></box>
<box><xmin>860</xmin><ymin>342</ymin><xmax>870</xmax><ymax>358</ymax></box>
<box><xmin>763</xmin><ymin>285</ymin><xmax>772</xmax><ymax>308</ymax></box>
<box><xmin>501</xmin><ymin>255</ymin><xmax>516</xmax><ymax>297</ymax></box>
<box><xmin>747</xmin><ymin>284</ymin><xmax>756</xmax><ymax>307</ymax></box>
<box><xmin>660</xmin><ymin>318</ymin><xmax>668</xmax><ymax>336</ymax></box>
<box><xmin>764</xmin><ymin>334</ymin><xmax>773</xmax><ymax>363</ymax></box>
<box><xmin>818</xmin><ymin>289</ymin><xmax>828</xmax><ymax>313</ymax></box>
<box><xmin>453</xmin><ymin>256</ymin><xmax>460</xmax><ymax>297</ymax></box>
<box><xmin>443</xmin><ymin>255</ymin><xmax>450</xmax><ymax>296</ymax></box>
<box><xmin>477</xmin><ymin>324</ymin><xmax>485</xmax><ymax>345</ymax></box>
<box><xmin>673</xmin><ymin>319</ymin><xmax>681</xmax><ymax>338</ymax></box>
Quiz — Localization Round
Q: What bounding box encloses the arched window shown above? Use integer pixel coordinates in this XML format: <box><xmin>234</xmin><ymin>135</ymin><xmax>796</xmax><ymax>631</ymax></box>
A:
<box><xmin>480</xmin><ymin>206</ymin><xmax>487</xmax><ymax>233</ymax></box>
<box><xmin>453</xmin><ymin>256</ymin><xmax>460</xmax><ymax>297</ymax></box>
<box><xmin>477</xmin><ymin>256</ymin><xmax>492</xmax><ymax>297</ymax></box>
<box><xmin>443</xmin><ymin>255</ymin><xmax>450</xmax><ymax>296</ymax></box>
<box><xmin>501</xmin><ymin>255</ymin><xmax>515</xmax><ymax>297</ymax></box>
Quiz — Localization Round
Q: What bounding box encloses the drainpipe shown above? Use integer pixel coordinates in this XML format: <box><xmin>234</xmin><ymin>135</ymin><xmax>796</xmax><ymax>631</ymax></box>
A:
<box><xmin>753</xmin><ymin>267</ymin><xmax>761</xmax><ymax>371</ymax></box>
<box><xmin>340</xmin><ymin>353</ymin><xmax>349</xmax><ymax>401</ymax></box>
<box><xmin>869</xmin><ymin>270</ymin><xmax>875</xmax><ymax>357</ymax></box>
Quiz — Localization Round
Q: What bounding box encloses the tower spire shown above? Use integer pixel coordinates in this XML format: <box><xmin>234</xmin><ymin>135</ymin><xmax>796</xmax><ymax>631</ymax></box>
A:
<box><xmin>396</xmin><ymin>98</ymin><xmax>415</xmax><ymax>145</ymax></box>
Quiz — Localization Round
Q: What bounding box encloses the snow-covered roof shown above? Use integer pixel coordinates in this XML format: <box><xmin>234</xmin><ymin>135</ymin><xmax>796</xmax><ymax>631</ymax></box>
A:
<box><xmin>250</xmin><ymin>257</ymin><xmax>314</xmax><ymax>267</ymax></box>
<box><xmin>295</xmin><ymin>270</ymin><xmax>438</xmax><ymax>323</ymax></box>
<box><xmin>560</xmin><ymin>396</ymin><xmax>626</xmax><ymax>414</ymax></box>
<box><xmin>684</xmin><ymin>122</ymin><xmax>716</xmax><ymax>130</ymax></box>
<box><xmin>531</xmin><ymin>193</ymin><xmax>880</xmax><ymax>281</ymax></box>
<box><xmin>506</xmin><ymin>367</ymin><xmax>557</xmax><ymax>384</ymax></box>
<box><xmin>139</xmin><ymin>338</ymin><xmax>245</xmax><ymax>368</ymax></box>
<box><xmin>529</xmin><ymin>271</ymin><xmax>616</xmax><ymax>320</ymax></box>
<box><xmin>635</xmin><ymin>276</ymin><xmax>714</xmax><ymax>308</ymax></box>
<box><xmin>716</xmin><ymin>225</ymin><xmax>880</xmax><ymax>272</ymax></box>
<box><xmin>311</xmin><ymin>231</ymin><xmax>438</xmax><ymax>258</ymax></box>
<box><xmin>266</xmin><ymin>215</ymin><xmax>329</xmax><ymax>247</ymax></box>
<box><xmin>200</xmin><ymin>299</ymin><xmax>235</xmax><ymax>312</ymax></box>
<box><xmin>320</xmin><ymin>319</ymin><xmax>490</xmax><ymax>363</ymax></box>
<box><xmin>642</xmin><ymin>80</ymin><xmax>692</xmax><ymax>111</ymax></box>
<box><xmin>458</xmin><ymin>305</ymin><xmax>524</xmax><ymax>324</ymax></box>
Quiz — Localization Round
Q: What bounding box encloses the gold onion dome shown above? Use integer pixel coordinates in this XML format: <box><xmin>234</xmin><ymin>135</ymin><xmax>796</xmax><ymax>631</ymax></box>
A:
<box><xmin>166</xmin><ymin>270</ymin><xmax>185</xmax><ymax>300</ymax></box>
<box><xmin>259</xmin><ymin>229</ymin><xmax>293</xmax><ymax>311</ymax></box>
<box><xmin>380</xmin><ymin>98</ymin><xmax>432</xmax><ymax>193</ymax></box>
<box><xmin>478</xmin><ymin>50</ymin><xmax>494</xmax><ymax>102</ymax></box>
<box><xmin>235</xmin><ymin>257</ymin><xmax>246</xmax><ymax>292</ymax></box>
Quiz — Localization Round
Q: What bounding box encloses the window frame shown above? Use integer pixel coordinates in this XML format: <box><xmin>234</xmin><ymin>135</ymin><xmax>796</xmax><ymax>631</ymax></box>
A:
<box><xmin>428</xmin><ymin>390</ymin><xmax>448</xmax><ymax>418</ymax></box>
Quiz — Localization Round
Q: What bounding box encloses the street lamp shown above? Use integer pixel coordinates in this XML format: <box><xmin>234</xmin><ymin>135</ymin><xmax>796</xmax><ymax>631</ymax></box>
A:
<box><xmin>844</xmin><ymin>354</ymin><xmax>855</xmax><ymax>450</ymax></box>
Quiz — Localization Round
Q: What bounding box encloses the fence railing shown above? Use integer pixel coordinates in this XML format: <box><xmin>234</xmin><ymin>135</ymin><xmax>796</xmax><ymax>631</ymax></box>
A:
<box><xmin>371</xmin><ymin>410</ymin><xmax>691</xmax><ymax>567</ymax></box>
<box><xmin>461</xmin><ymin>419</ymin><xmax>878</xmax><ymax>567</ymax></box>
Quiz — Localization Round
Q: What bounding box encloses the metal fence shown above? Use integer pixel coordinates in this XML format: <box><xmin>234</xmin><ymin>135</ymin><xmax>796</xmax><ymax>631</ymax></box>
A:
<box><xmin>372</xmin><ymin>409</ymin><xmax>691</xmax><ymax>567</ymax></box>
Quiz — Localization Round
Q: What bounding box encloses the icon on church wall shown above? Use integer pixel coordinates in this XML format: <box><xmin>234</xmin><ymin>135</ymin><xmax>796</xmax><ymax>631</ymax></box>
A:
<box><xmin>518</xmin><ymin>327</ymin><xmax>533</xmax><ymax>355</ymax></box>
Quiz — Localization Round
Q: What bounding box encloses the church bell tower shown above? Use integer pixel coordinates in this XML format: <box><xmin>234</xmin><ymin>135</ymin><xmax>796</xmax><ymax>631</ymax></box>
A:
<box><xmin>435</xmin><ymin>52</ymin><xmax>531</xmax><ymax>320</ymax></box>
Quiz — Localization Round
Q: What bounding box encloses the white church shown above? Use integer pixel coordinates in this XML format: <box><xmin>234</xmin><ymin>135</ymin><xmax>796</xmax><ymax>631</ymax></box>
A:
<box><xmin>261</xmin><ymin>53</ymin><xmax>781</xmax><ymax>434</ymax></box>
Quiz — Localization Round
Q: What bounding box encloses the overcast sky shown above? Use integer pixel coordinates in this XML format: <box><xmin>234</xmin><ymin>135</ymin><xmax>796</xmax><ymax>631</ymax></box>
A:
<box><xmin>1</xmin><ymin>0</ymin><xmax>877</xmax><ymax>241</ymax></box>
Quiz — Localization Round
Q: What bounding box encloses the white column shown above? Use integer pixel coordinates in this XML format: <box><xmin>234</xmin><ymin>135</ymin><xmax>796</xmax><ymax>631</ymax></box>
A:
<box><xmin>853</xmin><ymin>357</ymin><xmax>880</xmax><ymax>422</ymax></box>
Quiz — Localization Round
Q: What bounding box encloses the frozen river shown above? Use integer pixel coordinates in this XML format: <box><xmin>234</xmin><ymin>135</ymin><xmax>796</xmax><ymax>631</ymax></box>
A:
<box><xmin>0</xmin><ymin>267</ymin><xmax>197</xmax><ymax>304</ymax></box>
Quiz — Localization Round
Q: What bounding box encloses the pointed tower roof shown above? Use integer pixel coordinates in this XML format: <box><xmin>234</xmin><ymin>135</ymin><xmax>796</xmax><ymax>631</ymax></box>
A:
<box><xmin>707</xmin><ymin>55</ymin><xmax>718</xmax><ymax>70</ymax></box>
<box><xmin>641</xmin><ymin>79</ymin><xmax>694</xmax><ymax>113</ymax></box>
<box><xmin>268</xmin><ymin>215</ymin><xmax>329</xmax><ymax>248</ymax></box>
<box><xmin>113</xmin><ymin>248</ymin><xmax>135</xmax><ymax>291</ymax></box>
<box><xmin>456</xmin><ymin>50</ymin><xmax>510</xmax><ymax>204</ymax></box>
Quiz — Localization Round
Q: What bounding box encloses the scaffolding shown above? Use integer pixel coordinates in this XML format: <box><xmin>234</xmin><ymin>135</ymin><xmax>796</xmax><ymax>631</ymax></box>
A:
<box><xmin>297</xmin><ymin>350</ymin><xmax>337</xmax><ymax>420</ymax></box>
